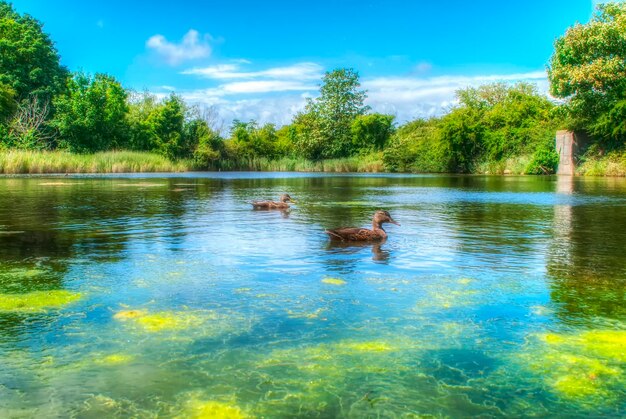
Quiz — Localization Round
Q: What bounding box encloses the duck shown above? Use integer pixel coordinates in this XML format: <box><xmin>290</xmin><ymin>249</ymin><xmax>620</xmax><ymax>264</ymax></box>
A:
<box><xmin>251</xmin><ymin>194</ymin><xmax>295</xmax><ymax>209</ymax></box>
<box><xmin>325</xmin><ymin>210</ymin><xmax>400</xmax><ymax>241</ymax></box>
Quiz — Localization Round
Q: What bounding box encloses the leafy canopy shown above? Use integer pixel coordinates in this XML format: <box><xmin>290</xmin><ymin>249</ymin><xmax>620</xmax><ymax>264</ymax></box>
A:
<box><xmin>294</xmin><ymin>68</ymin><xmax>369</xmax><ymax>159</ymax></box>
<box><xmin>548</xmin><ymin>2</ymin><xmax>626</xmax><ymax>142</ymax></box>
<box><xmin>52</xmin><ymin>73</ymin><xmax>128</xmax><ymax>153</ymax></box>
<box><xmin>0</xmin><ymin>2</ymin><xmax>67</xmax><ymax>99</ymax></box>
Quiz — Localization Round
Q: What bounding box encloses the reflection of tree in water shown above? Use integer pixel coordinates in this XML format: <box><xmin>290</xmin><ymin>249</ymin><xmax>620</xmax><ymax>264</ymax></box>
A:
<box><xmin>0</xmin><ymin>178</ymin><xmax>214</xmax><ymax>338</ymax></box>
<box><xmin>547</xmin><ymin>177</ymin><xmax>626</xmax><ymax>322</ymax></box>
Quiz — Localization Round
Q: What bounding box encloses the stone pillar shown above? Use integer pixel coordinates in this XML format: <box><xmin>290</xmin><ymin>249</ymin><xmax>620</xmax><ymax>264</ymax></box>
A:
<box><xmin>556</xmin><ymin>130</ymin><xmax>576</xmax><ymax>175</ymax></box>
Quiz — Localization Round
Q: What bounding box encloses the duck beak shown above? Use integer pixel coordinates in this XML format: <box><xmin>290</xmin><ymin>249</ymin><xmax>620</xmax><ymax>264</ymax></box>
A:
<box><xmin>389</xmin><ymin>218</ymin><xmax>400</xmax><ymax>226</ymax></box>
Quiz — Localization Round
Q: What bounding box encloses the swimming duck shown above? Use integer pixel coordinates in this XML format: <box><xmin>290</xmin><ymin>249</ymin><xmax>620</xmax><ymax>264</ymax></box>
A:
<box><xmin>251</xmin><ymin>194</ymin><xmax>295</xmax><ymax>209</ymax></box>
<box><xmin>325</xmin><ymin>210</ymin><xmax>400</xmax><ymax>241</ymax></box>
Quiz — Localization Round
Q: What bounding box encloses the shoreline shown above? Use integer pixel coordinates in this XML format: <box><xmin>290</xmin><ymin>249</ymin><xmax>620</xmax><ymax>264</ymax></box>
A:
<box><xmin>1</xmin><ymin>149</ymin><xmax>625</xmax><ymax>177</ymax></box>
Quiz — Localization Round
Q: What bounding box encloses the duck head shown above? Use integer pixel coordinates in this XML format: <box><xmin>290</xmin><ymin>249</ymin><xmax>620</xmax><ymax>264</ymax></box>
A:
<box><xmin>372</xmin><ymin>210</ymin><xmax>400</xmax><ymax>229</ymax></box>
<box><xmin>280</xmin><ymin>194</ymin><xmax>295</xmax><ymax>203</ymax></box>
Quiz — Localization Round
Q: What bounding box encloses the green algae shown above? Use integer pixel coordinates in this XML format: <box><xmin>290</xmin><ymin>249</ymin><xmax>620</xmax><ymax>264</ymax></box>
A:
<box><xmin>113</xmin><ymin>308</ymin><xmax>254</xmax><ymax>338</ymax></box>
<box><xmin>516</xmin><ymin>329</ymin><xmax>626</xmax><ymax>402</ymax></box>
<box><xmin>96</xmin><ymin>354</ymin><xmax>134</xmax><ymax>365</ymax></box>
<box><xmin>0</xmin><ymin>290</ymin><xmax>81</xmax><ymax>313</ymax></box>
<box><xmin>321</xmin><ymin>278</ymin><xmax>346</xmax><ymax>286</ymax></box>
<box><xmin>287</xmin><ymin>307</ymin><xmax>327</xmax><ymax>319</ymax></box>
<box><xmin>175</xmin><ymin>392</ymin><xmax>248</xmax><ymax>419</ymax></box>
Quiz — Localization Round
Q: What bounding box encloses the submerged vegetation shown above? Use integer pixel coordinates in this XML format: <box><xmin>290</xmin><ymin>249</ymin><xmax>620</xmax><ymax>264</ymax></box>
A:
<box><xmin>1</xmin><ymin>2</ymin><xmax>626</xmax><ymax>174</ymax></box>
<box><xmin>0</xmin><ymin>290</ymin><xmax>81</xmax><ymax>312</ymax></box>
<box><xmin>518</xmin><ymin>330</ymin><xmax>626</xmax><ymax>402</ymax></box>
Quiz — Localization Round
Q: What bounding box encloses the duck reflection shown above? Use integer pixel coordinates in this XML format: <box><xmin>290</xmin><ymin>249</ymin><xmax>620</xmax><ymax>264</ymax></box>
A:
<box><xmin>326</xmin><ymin>240</ymin><xmax>391</xmax><ymax>263</ymax></box>
<box><xmin>252</xmin><ymin>207</ymin><xmax>291</xmax><ymax>219</ymax></box>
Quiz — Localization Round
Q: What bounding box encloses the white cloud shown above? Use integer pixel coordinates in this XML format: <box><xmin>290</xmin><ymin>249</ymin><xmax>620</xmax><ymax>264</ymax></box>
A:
<box><xmin>364</xmin><ymin>71</ymin><xmax>549</xmax><ymax>122</ymax></box>
<box><xmin>146</xmin><ymin>29</ymin><xmax>211</xmax><ymax>65</ymax></box>
<box><xmin>183</xmin><ymin>80</ymin><xmax>317</xmax><ymax>98</ymax></box>
<box><xmin>163</xmin><ymin>68</ymin><xmax>550</xmax><ymax>127</ymax></box>
<box><xmin>182</xmin><ymin>62</ymin><xmax>323</xmax><ymax>80</ymax></box>
<box><xmin>180</xmin><ymin>94</ymin><xmax>308</xmax><ymax>127</ymax></box>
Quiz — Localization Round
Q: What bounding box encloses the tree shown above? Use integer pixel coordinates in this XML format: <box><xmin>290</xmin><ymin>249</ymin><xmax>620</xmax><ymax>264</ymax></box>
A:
<box><xmin>52</xmin><ymin>73</ymin><xmax>128</xmax><ymax>152</ymax></box>
<box><xmin>0</xmin><ymin>2</ymin><xmax>67</xmax><ymax>99</ymax></box>
<box><xmin>151</xmin><ymin>94</ymin><xmax>186</xmax><ymax>159</ymax></box>
<box><xmin>351</xmin><ymin>113</ymin><xmax>395</xmax><ymax>152</ymax></box>
<box><xmin>548</xmin><ymin>2</ymin><xmax>626</xmax><ymax>143</ymax></box>
<box><xmin>293</xmin><ymin>68</ymin><xmax>369</xmax><ymax>159</ymax></box>
<box><xmin>9</xmin><ymin>94</ymin><xmax>55</xmax><ymax>149</ymax></box>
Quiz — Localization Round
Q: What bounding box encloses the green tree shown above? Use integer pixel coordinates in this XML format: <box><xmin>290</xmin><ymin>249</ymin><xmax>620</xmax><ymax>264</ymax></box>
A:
<box><xmin>151</xmin><ymin>94</ymin><xmax>186</xmax><ymax>159</ymax></box>
<box><xmin>0</xmin><ymin>2</ymin><xmax>67</xmax><ymax>99</ymax></box>
<box><xmin>293</xmin><ymin>68</ymin><xmax>368</xmax><ymax>159</ymax></box>
<box><xmin>52</xmin><ymin>73</ymin><xmax>128</xmax><ymax>152</ymax></box>
<box><xmin>0</xmin><ymin>82</ymin><xmax>16</xmax><ymax>121</ymax></box>
<box><xmin>189</xmin><ymin>119</ymin><xmax>223</xmax><ymax>168</ymax></box>
<box><xmin>548</xmin><ymin>2</ymin><xmax>626</xmax><ymax>143</ymax></box>
<box><xmin>438</xmin><ymin>83</ymin><xmax>557</xmax><ymax>173</ymax></box>
<box><xmin>351</xmin><ymin>113</ymin><xmax>395</xmax><ymax>152</ymax></box>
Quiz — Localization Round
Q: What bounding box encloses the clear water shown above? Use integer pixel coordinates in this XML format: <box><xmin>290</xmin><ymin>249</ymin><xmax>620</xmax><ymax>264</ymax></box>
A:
<box><xmin>0</xmin><ymin>173</ymin><xmax>625</xmax><ymax>418</ymax></box>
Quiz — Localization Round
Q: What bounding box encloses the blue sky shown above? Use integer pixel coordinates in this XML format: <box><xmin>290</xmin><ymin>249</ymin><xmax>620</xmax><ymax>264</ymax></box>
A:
<box><xmin>12</xmin><ymin>0</ymin><xmax>604</xmax><ymax>127</ymax></box>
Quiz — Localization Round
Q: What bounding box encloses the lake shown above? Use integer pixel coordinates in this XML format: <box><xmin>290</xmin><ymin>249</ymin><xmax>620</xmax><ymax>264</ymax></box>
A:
<box><xmin>0</xmin><ymin>173</ymin><xmax>625</xmax><ymax>418</ymax></box>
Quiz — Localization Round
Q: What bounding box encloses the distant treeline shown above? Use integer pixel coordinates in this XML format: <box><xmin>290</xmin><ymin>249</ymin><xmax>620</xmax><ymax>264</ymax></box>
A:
<box><xmin>1</xmin><ymin>1</ymin><xmax>625</xmax><ymax>174</ymax></box>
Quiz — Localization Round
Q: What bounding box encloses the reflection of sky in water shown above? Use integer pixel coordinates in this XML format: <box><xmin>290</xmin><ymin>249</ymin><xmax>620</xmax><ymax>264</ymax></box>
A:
<box><xmin>0</xmin><ymin>174</ymin><xmax>625</xmax><ymax>417</ymax></box>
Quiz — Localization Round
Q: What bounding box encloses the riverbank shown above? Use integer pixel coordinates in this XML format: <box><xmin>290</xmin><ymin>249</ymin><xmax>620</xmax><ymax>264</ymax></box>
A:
<box><xmin>0</xmin><ymin>150</ymin><xmax>191</xmax><ymax>174</ymax></box>
<box><xmin>1</xmin><ymin>149</ymin><xmax>626</xmax><ymax>176</ymax></box>
<box><xmin>576</xmin><ymin>150</ymin><xmax>626</xmax><ymax>177</ymax></box>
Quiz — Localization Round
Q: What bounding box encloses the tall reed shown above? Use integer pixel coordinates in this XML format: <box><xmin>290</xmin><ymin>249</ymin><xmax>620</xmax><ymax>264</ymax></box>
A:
<box><xmin>0</xmin><ymin>150</ymin><xmax>191</xmax><ymax>174</ymax></box>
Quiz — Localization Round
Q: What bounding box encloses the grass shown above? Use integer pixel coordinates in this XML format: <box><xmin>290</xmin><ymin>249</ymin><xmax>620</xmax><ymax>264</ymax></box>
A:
<box><xmin>577</xmin><ymin>150</ymin><xmax>626</xmax><ymax>176</ymax></box>
<box><xmin>3</xmin><ymin>148</ymin><xmax>625</xmax><ymax>176</ymax></box>
<box><xmin>0</xmin><ymin>150</ymin><xmax>191</xmax><ymax>174</ymax></box>
<box><xmin>475</xmin><ymin>155</ymin><xmax>534</xmax><ymax>175</ymax></box>
<box><xmin>216</xmin><ymin>152</ymin><xmax>385</xmax><ymax>173</ymax></box>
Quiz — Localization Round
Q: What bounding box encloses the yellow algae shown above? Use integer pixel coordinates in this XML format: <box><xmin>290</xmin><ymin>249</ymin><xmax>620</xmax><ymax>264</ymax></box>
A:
<box><xmin>235</xmin><ymin>288</ymin><xmax>252</xmax><ymax>294</ymax></box>
<box><xmin>0</xmin><ymin>290</ymin><xmax>81</xmax><ymax>313</ymax></box>
<box><xmin>321</xmin><ymin>278</ymin><xmax>346</xmax><ymax>286</ymax></box>
<box><xmin>578</xmin><ymin>330</ymin><xmax>626</xmax><ymax>362</ymax></box>
<box><xmin>542</xmin><ymin>333</ymin><xmax>566</xmax><ymax>344</ymax></box>
<box><xmin>335</xmin><ymin>341</ymin><xmax>395</xmax><ymax>353</ymax></box>
<box><xmin>177</xmin><ymin>394</ymin><xmax>247</xmax><ymax>419</ymax></box>
<box><xmin>519</xmin><ymin>330</ymin><xmax>626</xmax><ymax>402</ymax></box>
<box><xmin>97</xmin><ymin>354</ymin><xmax>134</xmax><ymax>365</ymax></box>
<box><xmin>113</xmin><ymin>308</ymin><xmax>253</xmax><ymax>338</ymax></box>
<box><xmin>287</xmin><ymin>307</ymin><xmax>326</xmax><ymax>319</ymax></box>
<box><xmin>552</xmin><ymin>374</ymin><xmax>603</xmax><ymax>399</ymax></box>
<box><xmin>458</xmin><ymin>278</ymin><xmax>473</xmax><ymax>285</ymax></box>
<box><xmin>134</xmin><ymin>311</ymin><xmax>207</xmax><ymax>332</ymax></box>
<box><xmin>113</xmin><ymin>309</ymin><xmax>147</xmax><ymax>320</ymax></box>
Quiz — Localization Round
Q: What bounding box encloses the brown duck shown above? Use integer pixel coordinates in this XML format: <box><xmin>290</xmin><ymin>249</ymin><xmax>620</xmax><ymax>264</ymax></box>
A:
<box><xmin>325</xmin><ymin>210</ymin><xmax>400</xmax><ymax>241</ymax></box>
<box><xmin>251</xmin><ymin>194</ymin><xmax>295</xmax><ymax>209</ymax></box>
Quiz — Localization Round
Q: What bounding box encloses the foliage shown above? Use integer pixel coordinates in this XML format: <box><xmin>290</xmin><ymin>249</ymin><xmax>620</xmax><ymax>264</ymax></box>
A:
<box><xmin>441</xmin><ymin>83</ymin><xmax>557</xmax><ymax>172</ymax></box>
<box><xmin>548</xmin><ymin>2</ymin><xmax>626</xmax><ymax>144</ymax></box>
<box><xmin>293</xmin><ymin>68</ymin><xmax>369</xmax><ymax>159</ymax></box>
<box><xmin>228</xmin><ymin>120</ymin><xmax>282</xmax><ymax>159</ymax></box>
<box><xmin>52</xmin><ymin>73</ymin><xmax>128</xmax><ymax>153</ymax></box>
<box><xmin>0</xmin><ymin>2</ymin><xmax>67</xmax><ymax>99</ymax></box>
<box><xmin>0</xmin><ymin>81</ymin><xmax>16</xmax><ymax>121</ymax></box>
<box><xmin>351</xmin><ymin>113</ymin><xmax>395</xmax><ymax>152</ymax></box>
<box><xmin>190</xmin><ymin>118</ymin><xmax>224</xmax><ymax>169</ymax></box>
<box><xmin>383</xmin><ymin>119</ymin><xmax>447</xmax><ymax>173</ymax></box>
